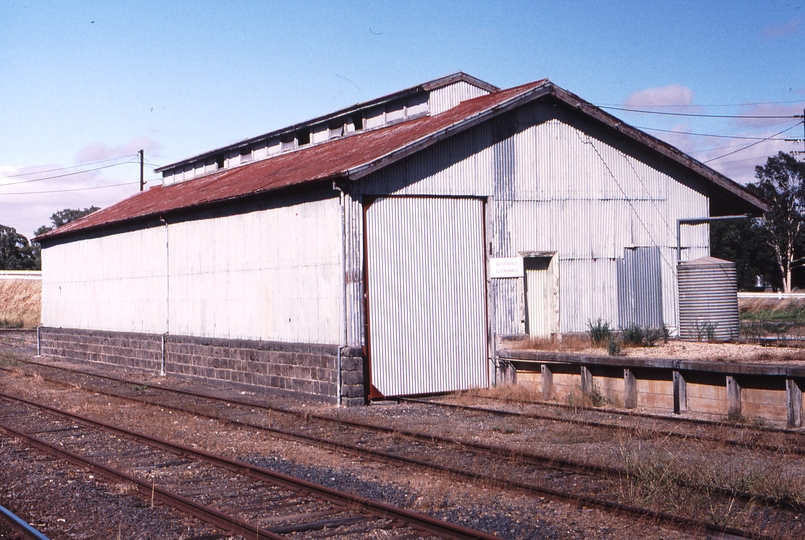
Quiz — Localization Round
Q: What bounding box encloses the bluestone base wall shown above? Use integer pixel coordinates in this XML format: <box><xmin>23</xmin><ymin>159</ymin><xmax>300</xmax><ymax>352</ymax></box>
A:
<box><xmin>39</xmin><ymin>327</ymin><xmax>366</xmax><ymax>406</ymax></box>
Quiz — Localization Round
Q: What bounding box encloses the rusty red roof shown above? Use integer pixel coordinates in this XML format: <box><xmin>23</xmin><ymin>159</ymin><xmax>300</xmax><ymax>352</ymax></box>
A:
<box><xmin>40</xmin><ymin>80</ymin><xmax>549</xmax><ymax>240</ymax></box>
<box><xmin>39</xmin><ymin>77</ymin><xmax>768</xmax><ymax>242</ymax></box>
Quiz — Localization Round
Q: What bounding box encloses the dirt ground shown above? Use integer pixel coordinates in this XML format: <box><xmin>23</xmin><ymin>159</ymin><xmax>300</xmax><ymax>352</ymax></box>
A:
<box><xmin>575</xmin><ymin>340</ymin><xmax>805</xmax><ymax>363</ymax></box>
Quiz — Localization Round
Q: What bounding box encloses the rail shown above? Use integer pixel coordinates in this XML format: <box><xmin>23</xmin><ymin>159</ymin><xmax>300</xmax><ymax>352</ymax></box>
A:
<box><xmin>0</xmin><ymin>504</ymin><xmax>50</xmax><ymax>540</ymax></box>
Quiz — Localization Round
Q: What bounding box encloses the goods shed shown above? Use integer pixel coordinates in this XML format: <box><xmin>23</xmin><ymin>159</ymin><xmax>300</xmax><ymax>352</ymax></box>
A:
<box><xmin>37</xmin><ymin>73</ymin><xmax>767</xmax><ymax>405</ymax></box>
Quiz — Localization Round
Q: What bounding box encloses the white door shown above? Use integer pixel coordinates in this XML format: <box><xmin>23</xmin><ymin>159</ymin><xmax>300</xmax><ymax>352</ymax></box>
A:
<box><xmin>365</xmin><ymin>197</ymin><xmax>488</xmax><ymax>397</ymax></box>
<box><xmin>525</xmin><ymin>256</ymin><xmax>559</xmax><ymax>337</ymax></box>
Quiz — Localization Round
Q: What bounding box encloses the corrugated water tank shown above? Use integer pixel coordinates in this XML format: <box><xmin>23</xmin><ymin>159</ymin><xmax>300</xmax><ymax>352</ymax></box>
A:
<box><xmin>678</xmin><ymin>257</ymin><xmax>739</xmax><ymax>341</ymax></box>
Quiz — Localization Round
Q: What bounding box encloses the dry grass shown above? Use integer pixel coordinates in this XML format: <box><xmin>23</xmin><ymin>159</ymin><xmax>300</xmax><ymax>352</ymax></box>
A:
<box><xmin>615</xmin><ymin>430</ymin><xmax>805</xmax><ymax>536</ymax></box>
<box><xmin>505</xmin><ymin>334</ymin><xmax>592</xmax><ymax>352</ymax></box>
<box><xmin>457</xmin><ymin>383</ymin><xmax>541</xmax><ymax>403</ymax></box>
<box><xmin>0</xmin><ymin>279</ymin><xmax>41</xmax><ymax>328</ymax></box>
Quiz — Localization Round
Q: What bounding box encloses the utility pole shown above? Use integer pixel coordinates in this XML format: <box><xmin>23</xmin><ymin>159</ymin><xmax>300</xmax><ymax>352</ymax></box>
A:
<box><xmin>138</xmin><ymin>149</ymin><xmax>144</xmax><ymax>191</ymax></box>
<box><xmin>785</xmin><ymin>110</ymin><xmax>805</xmax><ymax>157</ymax></box>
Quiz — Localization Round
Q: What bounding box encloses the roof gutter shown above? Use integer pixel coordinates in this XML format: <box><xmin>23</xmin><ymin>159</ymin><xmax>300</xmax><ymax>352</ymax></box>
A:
<box><xmin>37</xmin><ymin>175</ymin><xmax>348</xmax><ymax>244</ymax></box>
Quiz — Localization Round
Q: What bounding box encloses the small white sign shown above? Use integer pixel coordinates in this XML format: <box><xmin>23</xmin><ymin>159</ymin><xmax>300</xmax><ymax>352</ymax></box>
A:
<box><xmin>489</xmin><ymin>257</ymin><xmax>523</xmax><ymax>278</ymax></box>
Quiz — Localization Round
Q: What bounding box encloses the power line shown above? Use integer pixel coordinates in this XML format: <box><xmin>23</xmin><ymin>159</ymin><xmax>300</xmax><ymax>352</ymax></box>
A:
<box><xmin>0</xmin><ymin>161</ymin><xmax>138</xmax><ymax>187</ymax></box>
<box><xmin>703</xmin><ymin>123</ymin><xmax>803</xmax><ymax>164</ymax></box>
<box><xmin>598</xmin><ymin>98</ymin><xmax>805</xmax><ymax>108</ymax></box>
<box><xmin>635</xmin><ymin>125</ymin><xmax>798</xmax><ymax>141</ymax></box>
<box><xmin>600</xmin><ymin>106</ymin><xmax>801</xmax><ymax>119</ymax></box>
<box><xmin>0</xmin><ymin>181</ymin><xmax>138</xmax><ymax>196</ymax></box>
<box><xmin>0</xmin><ymin>154</ymin><xmax>138</xmax><ymax>179</ymax></box>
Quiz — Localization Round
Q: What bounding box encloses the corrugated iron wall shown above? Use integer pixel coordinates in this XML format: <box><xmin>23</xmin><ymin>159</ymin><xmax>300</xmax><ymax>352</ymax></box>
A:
<box><xmin>678</xmin><ymin>257</ymin><xmax>740</xmax><ymax>341</ymax></box>
<box><xmin>365</xmin><ymin>197</ymin><xmax>488</xmax><ymax>396</ymax></box>
<box><xmin>167</xmin><ymin>195</ymin><xmax>342</xmax><ymax>343</ymax></box>
<box><xmin>617</xmin><ymin>247</ymin><xmax>663</xmax><ymax>328</ymax></box>
<box><xmin>344</xmin><ymin>192</ymin><xmax>365</xmax><ymax>347</ymax></box>
<box><xmin>429</xmin><ymin>81</ymin><xmax>492</xmax><ymax>116</ymax></box>
<box><xmin>44</xmin><ymin>193</ymin><xmax>344</xmax><ymax>345</ymax></box>
<box><xmin>42</xmin><ymin>227</ymin><xmax>167</xmax><ymax>334</ymax></box>
<box><xmin>356</xmin><ymin>101</ymin><xmax>710</xmax><ymax>336</ymax></box>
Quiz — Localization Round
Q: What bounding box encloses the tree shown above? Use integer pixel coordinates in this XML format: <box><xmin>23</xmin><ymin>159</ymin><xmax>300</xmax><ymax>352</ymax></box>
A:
<box><xmin>0</xmin><ymin>225</ymin><xmax>37</xmax><ymax>270</ymax></box>
<box><xmin>34</xmin><ymin>206</ymin><xmax>100</xmax><ymax>237</ymax></box>
<box><xmin>711</xmin><ymin>218</ymin><xmax>779</xmax><ymax>291</ymax></box>
<box><xmin>752</xmin><ymin>152</ymin><xmax>805</xmax><ymax>293</ymax></box>
<box><xmin>32</xmin><ymin>206</ymin><xmax>100</xmax><ymax>269</ymax></box>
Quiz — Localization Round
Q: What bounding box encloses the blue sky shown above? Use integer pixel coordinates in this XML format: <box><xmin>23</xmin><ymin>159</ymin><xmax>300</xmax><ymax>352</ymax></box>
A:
<box><xmin>1</xmin><ymin>0</ymin><xmax>803</xmax><ymax>238</ymax></box>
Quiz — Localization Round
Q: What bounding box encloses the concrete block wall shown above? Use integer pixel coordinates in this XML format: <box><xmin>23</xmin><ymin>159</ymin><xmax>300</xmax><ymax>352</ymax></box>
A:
<box><xmin>39</xmin><ymin>327</ymin><xmax>163</xmax><ymax>372</ymax></box>
<box><xmin>39</xmin><ymin>327</ymin><xmax>366</xmax><ymax>406</ymax></box>
<box><xmin>500</xmin><ymin>349</ymin><xmax>805</xmax><ymax>428</ymax></box>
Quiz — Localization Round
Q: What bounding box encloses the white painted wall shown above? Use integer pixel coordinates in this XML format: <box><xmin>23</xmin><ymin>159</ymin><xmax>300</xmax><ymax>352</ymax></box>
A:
<box><xmin>167</xmin><ymin>197</ymin><xmax>342</xmax><ymax>342</ymax></box>
<box><xmin>43</xmin><ymin>195</ymin><xmax>343</xmax><ymax>344</ymax></box>
<box><xmin>42</xmin><ymin>227</ymin><xmax>168</xmax><ymax>334</ymax></box>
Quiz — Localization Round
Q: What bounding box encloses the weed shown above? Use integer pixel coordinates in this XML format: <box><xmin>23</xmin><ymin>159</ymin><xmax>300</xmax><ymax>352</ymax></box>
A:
<box><xmin>589</xmin><ymin>382</ymin><xmax>607</xmax><ymax>407</ymax></box>
<box><xmin>0</xmin><ymin>352</ymin><xmax>21</xmax><ymax>368</ymax></box>
<box><xmin>642</xmin><ymin>327</ymin><xmax>659</xmax><ymax>347</ymax></box>
<box><xmin>567</xmin><ymin>381</ymin><xmax>607</xmax><ymax>409</ymax></box>
<box><xmin>694</xmin><ymin>321</ymin><xmax>717</xmax><ymax>342</ymax></box>
<box><xmin>0</xmin><ymin>279</ymin><xmax>40</xmax><ymax>328</ymax></box>
<box><xmin>727</xmin><ymin>410</ymin><xmax>745</xmax><ymax>423</ymax></box>
<box><xmin>740</xmin><ymin>303</ymin><xmax>805</xmax><ymax>322</ymax></box>
<box><xmin>607</xmin><ymin>337</ymin><xmax>622</xmax><ymax>356</ymax></box>
<box><xmin>0</xmin><ymin>317</ymin><xmax>24</xmax><ymax>329</ymax></box>
<box><xmin>620</xmin><ymin>324</ymin><xmax>644</xmax><ymax>346</ymax></box>
<box><xmin>132</xmin><ymin>384</ymin><xmax>149</xmax><ymax>392</ymax></box>
<box><xmin>619</xmin><ymin>324</ymin><xmax>667</xmax><ymax>347</ymax></box>
<box><xmin>587</xmin><ymin>318</ymin><xmax>611</xmax><ymax>346</ymax></box>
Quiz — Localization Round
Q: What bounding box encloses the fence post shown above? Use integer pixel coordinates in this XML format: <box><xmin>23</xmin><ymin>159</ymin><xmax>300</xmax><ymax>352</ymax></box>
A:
<box><xmin>786</xmin><ymin>379</ymin><xmax>802</xmax><ymax>428</ymax></box>
<box><xmin>673</xmin><ymin>371</ymin><xmax>686</xmax><ymax>414</ymax></box>
<box><xmin>541</xmin><ymin>364</ymin><xmax>553</xmax><ymax>400</ymax></box>
<box><xmin>726</xmin><ymin>376</ymin><xmax>742</xmax><ymax>421</ymax></box>
<box><xmin>624</xmin><ymin>369</ymin><xmax>637</xmax><ymax>408</ymax></box>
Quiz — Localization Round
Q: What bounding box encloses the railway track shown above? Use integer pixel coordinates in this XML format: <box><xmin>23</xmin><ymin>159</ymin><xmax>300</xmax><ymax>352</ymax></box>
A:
<box><xmin>1</xmin><ymin>359</ymin><xmax>800</xmax><ymax>538</ymax></box>
<box><xmin>0</xmin><ymin>391</ymin><xmax>498</xmax><ymax>540</ymax></box>
<box><xmin>403</xmin><ymin>394</ymin><xmax>805</xmax><ymax>456</ymax></box>
<box><xmin>0</xmin><ymin>503</ymin><xmax>50</xmax><ymax>540</ymax></box>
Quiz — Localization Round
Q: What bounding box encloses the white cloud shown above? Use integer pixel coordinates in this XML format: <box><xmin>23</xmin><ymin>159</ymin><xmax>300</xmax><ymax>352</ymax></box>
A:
<box><xmin>75</xmin><ymin>137</ymin><xmax>160</xmax><ymax>164</ymax></box>
<box><xmin>624</xmin><ymin>85</ymin><xmax>697</xmax><ymax>112</ymax></box>
<box><xmin>762</xmin><ymin>17</ymin><xmax>801</xmax><ymax>39</ymax></box>
<box><xmin>0</xmin><ymin>138</ymin><xmax>162</xmax><ymax>238</ymax></box>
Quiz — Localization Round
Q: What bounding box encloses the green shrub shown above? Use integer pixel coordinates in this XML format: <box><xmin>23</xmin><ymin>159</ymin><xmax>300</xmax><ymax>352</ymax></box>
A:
<box><xmin>621</xmin><ymin>324</ymin><xmax>644</xmax><ymax>346</ymax></box>
<box><xmin>643</xmin><ymin>327</ymin><xmax>664</xmax><ymax>347</ymax></box>
<box><xmin>607</xmin><ymin>337</ymin><xmax>622</xmax><ymax>356</ymax></box>
<box><xmin>620</xmin><ymin>324</ymin><xmax>670</xmax><ymax>347</ymax></box>
<box><xmin>587</xmin><ymin>318</ymin><xmax>611</xmax><ymax>345</ymax></box>
<box><xmin>694</xmin><ymin>321</ymin><xmax>717</xmax><ymax>342</ymax></box>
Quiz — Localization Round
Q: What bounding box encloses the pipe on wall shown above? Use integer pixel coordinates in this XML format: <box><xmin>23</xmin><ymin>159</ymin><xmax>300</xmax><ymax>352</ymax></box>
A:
<box><xmin>332</xmin><ymin>181</ymin><xmax>348</xmax><ymax>406</ymax></box>
<box><xmin>160</xmin><ymin>216</ymin><xmax>169</xmax><ymax>376</ymax></box>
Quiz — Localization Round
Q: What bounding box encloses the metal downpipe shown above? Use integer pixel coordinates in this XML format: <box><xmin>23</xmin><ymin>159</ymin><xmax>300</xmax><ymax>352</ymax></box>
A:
<box><xmin>333</xmin><ymin>181</ymin><xmax>348</xmax><ymax>406</ymax></box>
